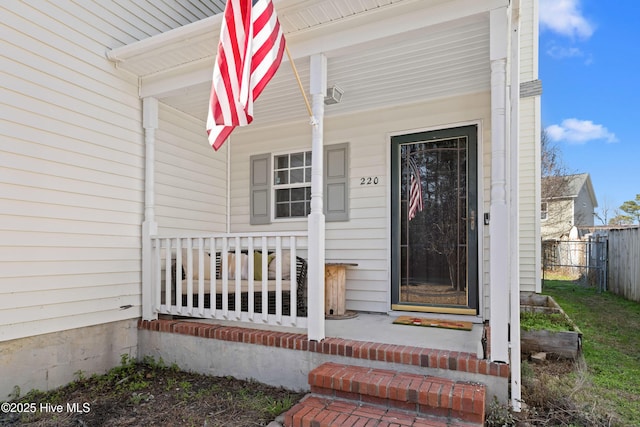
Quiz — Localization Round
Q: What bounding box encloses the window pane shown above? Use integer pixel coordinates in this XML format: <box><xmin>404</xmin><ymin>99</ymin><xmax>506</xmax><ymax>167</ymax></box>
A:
<box><xmin>276</xmin><ymin>155</ymin><xmax>288</xmax><ymax>169</ymax></box>
<box><xmin>276</xmin><ymin>189</ymin><xmax>290</xmax><ymax>202</ymax></box>
<box><xmin>291</xmin><ymin>202</ymin><xmax>306</xmax><ymax>217</ymax></box>
<box><xmin>291</xmin><ymin>187</ymin><xmax>305</xmax><ymax>201</ymax></box>
<box><xmin>275</xmin><ymin>170</ymin><xmax>288</xmax><ymax>185</ymax></box>
<box><xmin>290</xmin><ymin>168</ymin><xmax>304</xmax><ymax>183</ymax></box>
<box><xmin>276</xmin><ymin>203</ymin><xmax>290</xmax><ymax>218</ymax></box>
<box><xmin>272</xmin><ymin>151</ymin><xmax>313</xmax><ymax>219</ymax></box>
<box><xmin>291</xmin><ymin>152</ymin><xmax>304</xmax><ymax>167</ymax></box>
<box><xmin>305</xmin><ymin>201</ymin><xmax>311</xmax><ymax>215</ymax></box>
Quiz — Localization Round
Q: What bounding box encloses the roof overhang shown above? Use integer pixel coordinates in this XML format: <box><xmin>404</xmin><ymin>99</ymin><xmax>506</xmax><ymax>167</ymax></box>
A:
<box><xmin>108</xmin><ymin>0</ymin><xmax>509</xmax><ymax>125</ymax></box>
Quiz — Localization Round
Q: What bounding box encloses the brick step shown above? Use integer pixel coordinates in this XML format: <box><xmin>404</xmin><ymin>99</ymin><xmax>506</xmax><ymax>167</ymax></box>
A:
<box><xmin>305</xmin><ymin>363</ymin><xmax>486</xmax><ymax>424</ymax></box>
<box><xmin>284</xmin><ymin>395</ymin><xmax>483</xmax><ymax>427</ymax></box>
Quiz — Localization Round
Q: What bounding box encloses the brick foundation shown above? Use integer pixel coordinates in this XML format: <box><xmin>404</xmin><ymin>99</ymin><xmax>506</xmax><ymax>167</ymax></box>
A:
<box><xmin>137</xmin><ymin>319</ymin><xmax>508</xmax><ymax>379</ymax></box>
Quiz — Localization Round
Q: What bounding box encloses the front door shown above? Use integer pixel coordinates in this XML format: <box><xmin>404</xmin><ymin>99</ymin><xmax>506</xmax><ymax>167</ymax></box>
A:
<box><xmin>391</xmin><ymin>125</ymin><xmax>478</xmax><ymax>314</ymax></box>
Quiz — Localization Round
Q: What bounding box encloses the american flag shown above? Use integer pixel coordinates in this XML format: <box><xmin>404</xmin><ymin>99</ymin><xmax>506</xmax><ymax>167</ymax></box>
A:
<box><xmin>207</xmin><ymin>0</ymin><xmax>286</xmax><ymax>151</ymax></box>
<box><xmin>407</xmin><ymin>156</ymin><xmax>423</xmax><ymax>221</ymax></box>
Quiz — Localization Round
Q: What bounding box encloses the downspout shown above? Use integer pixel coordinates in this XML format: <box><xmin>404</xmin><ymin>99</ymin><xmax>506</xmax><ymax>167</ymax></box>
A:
<box><xmin>509</xmin><ymin>0</ymin><xmax>522</xmax><ymax>412</ymax></box>
<box><xmin>142</xmin><ymin>97</ymin><xmax>159</xmax><ymax>321</ymax></box>
<box><xmin>307</xmin><ymin>53</ymin><xmax>327</xmax><ymax>341</ymax></box>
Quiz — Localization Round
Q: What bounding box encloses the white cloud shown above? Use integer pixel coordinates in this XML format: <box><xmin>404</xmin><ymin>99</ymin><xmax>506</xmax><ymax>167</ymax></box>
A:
<box><xmin>546</xmin><ymin>44</ymin><xmax>583</xmax><ymax>59</ymax></box>
<box><xmin>545</xmin><ymin>43</ymin><xmax>594</xmax><ymax>64</ymax></box>
<box><xmin>539</xmin><ymin>0</ymin><xmax>594</xmax><ymax>39</ymax></box>
<box><xmin>546</xmin><ymin>119</ymin><xmax>617</xmax><ymax>144</ymax></box>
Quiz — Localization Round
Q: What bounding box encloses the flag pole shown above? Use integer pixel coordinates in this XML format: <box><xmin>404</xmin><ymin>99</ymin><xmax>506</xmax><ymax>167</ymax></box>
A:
<box><xmin>285</xmin><ymin>43</ymin><xmax>316</xmax><ymax>123</ymax></box>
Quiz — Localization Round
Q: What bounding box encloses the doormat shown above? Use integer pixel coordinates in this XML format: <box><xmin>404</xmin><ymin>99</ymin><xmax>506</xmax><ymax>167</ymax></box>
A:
<box><xmin>392</xmin><ymin>316</ymin><xmax>473</xmax><ymax>331</ymax></box>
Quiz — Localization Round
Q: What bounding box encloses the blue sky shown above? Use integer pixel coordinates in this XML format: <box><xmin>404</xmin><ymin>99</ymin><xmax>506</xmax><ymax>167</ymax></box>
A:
<box><xmin>539</xmin><ymin>0</ymin><xmax>639</xmax><ymax>221</ymax></box>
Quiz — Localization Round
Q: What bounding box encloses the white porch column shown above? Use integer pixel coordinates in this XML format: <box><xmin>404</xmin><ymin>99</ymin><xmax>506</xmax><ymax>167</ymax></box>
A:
<box><xmin>489</xmin><ymin>7</ymin><xmax>510</xmax><ymax>363</ymax></box>
<box><xmin>142</xmin><ymin>97</ymin><xmax>159</xmax><ymax>321</ymax></box>
<box><xmin>307</xmin><ymin>54</ymin><xmax>327</xmax><ymax>341</ymax></box>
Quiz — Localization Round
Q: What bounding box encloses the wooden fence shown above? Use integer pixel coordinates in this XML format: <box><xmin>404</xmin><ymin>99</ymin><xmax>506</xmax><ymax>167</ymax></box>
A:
<box><xmin>607</xmin><ymin>226</ymin><xmax>640</xmax><ymax>302</ymax></box>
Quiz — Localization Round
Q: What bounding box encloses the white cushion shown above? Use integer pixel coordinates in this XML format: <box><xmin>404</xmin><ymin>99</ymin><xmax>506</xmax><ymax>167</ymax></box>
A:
<box><xmin>181</xmin><ymin>249</ymin><xmax>212</xmax><ymax>280</ymax></box>
<box><xmin>227</xmin><ymin>253</ymin><xmax>249</xmax><ymax>280</ymax></box>
<box><xmin>268</xmin><ymin>250</ymin><xmax>291</xmax><ymax>280</ymax></box>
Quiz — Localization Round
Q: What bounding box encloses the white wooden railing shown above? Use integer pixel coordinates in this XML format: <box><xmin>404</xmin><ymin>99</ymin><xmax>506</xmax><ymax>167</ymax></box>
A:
<box><xmin>147</xmin><ymin>232</ymin><xmax>308</xmax><ymax>328</ymax></box>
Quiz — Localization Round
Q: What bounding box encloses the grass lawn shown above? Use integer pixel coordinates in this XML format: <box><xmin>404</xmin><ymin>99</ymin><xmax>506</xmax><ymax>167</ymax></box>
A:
<box><xmin>543</xmin><ymin>278</ymin><xmax>640</xmax><ymax>425</ymax></box>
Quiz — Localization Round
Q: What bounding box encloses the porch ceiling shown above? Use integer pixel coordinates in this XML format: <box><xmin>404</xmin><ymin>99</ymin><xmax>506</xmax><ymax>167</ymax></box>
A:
<box><xmin>109</xmin><ymin>0</ymin><xmax>497</xmax><ymax>126</ymax></box>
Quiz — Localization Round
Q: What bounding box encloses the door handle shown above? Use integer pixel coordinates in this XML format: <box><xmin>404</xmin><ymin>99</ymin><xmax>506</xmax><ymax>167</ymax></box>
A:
<box><xmin>470</xmin><ymin>210</ymin><xmax>476</xmax><ymax>231</ymax></box>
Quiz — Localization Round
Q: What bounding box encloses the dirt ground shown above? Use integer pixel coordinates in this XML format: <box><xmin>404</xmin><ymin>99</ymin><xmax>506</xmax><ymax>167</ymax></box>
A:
<box><xmin>511</xmin><ymin>355</ymin><xmax>616</xmax><ymax>426</ymax></box>
<box><xmin>1</xmin><ymin>351</ymin><xmax>595</xmax><ymax>427</ymax></box>
<box><xmin>0</xmin><ymin>357</ymin><xmax>305</xmax><ymax>427</ymax></box>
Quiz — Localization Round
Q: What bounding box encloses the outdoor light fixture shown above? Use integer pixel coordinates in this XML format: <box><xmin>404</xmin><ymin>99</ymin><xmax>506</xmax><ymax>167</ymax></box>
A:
<box><xmin>324</xmin><ymin>84</ymin><xmax>344</xmax><ymax>105</ymax></box>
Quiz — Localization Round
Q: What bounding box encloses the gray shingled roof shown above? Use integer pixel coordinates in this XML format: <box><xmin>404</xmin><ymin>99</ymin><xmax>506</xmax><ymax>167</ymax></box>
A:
<box><xmin>542</xmin><ymin>173</ymin><xmax>598</xmax><ymax>206</ymax></box>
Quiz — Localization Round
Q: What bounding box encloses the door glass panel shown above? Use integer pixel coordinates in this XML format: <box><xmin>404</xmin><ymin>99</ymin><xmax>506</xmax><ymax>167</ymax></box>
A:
<box><xmin>399</xmin><ymin>137</ymin><xmax>469</xmax><ymax>308</ymax></box>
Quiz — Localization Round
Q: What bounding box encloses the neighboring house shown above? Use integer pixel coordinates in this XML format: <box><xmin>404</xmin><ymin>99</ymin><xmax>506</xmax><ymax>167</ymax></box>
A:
<box><xmin>541</xmin><ymin>173</ymin><xmax>598</xmax><ymax>240</ymax></box>
<box><xmin>1</xmin><ymin>0</ymin><xmax>541</xmax><ymax>413</ymax></box>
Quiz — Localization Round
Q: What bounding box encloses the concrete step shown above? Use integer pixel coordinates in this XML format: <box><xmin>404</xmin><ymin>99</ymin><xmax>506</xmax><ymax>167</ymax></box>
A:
<box><xmin>287</xmin><ymin>362</ymin><xmax>486</xmax><ymax>426</ymax></box>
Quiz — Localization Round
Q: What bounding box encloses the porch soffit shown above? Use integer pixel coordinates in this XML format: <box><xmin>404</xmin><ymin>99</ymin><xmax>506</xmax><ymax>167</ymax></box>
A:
<box><xmin>108</xmin><ymin>0</ymin><xmax>500</xmax><ymax>125</ymax></box>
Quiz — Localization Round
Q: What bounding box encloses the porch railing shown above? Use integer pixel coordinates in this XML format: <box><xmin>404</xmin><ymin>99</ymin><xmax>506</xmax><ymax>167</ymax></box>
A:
<box><xmin>149</xmin><ymin>232</ymin><xmax>308</xmax><ymax>329</ymax></box>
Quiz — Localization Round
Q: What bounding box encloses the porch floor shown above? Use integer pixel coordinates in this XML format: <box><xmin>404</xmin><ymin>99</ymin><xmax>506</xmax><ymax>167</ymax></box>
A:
<box><xmin>326</xmin><ymin>313</ymin><xmax>484</xmax><ymax>356</ymax></box>
<box><xmin>168</xmin><ymin>312</ymin><xmax>484</xmax><ymax>356</ymax></box>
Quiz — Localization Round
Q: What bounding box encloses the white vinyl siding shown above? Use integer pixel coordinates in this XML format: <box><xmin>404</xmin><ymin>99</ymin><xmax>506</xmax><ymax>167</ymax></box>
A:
<box><xmin>574</xmin><ymin>186</ymin><xmax>596</xmax><ymax>228</ymax></box>
<box><xmin>541</xmin><ymin>199</ymin><xmax>575</xmax><ymax>240</ymax></box>
<box><xmin>0</xmin><ymin>1</ymin><xmax>540</xmax><ymax>338</ymax></box>
<box><xmin>481</xmin><ymin>112</ymin><xmax>492</xmax><ymax>320</ymax></box>
<box><xmin>0</xmin><ymin>1</ymin><xmax>166</xmax><ymax>342</ymax></box>
<box><xmin>229</xmin><ymin>93</ymin><xmax>491</xmax><ymax>314</ymax></box>
<box><xmin>155</xmin><ymin>104</ymin><xmax>227</xmax><ymax>236</ymax></box>
<box><xmin>519</xmin><ymin>0</ymin><xmax>539</xmax><ymax>83</ymax></box>
<box><xmin>518</xmin><ymin>97</ymin><xmax>541</xmax><ymax>292</ymax></box>
<box><xmin>517</xmin><ymin>0</ymin><xmax>541</xmax><ymax>293</ymax></box>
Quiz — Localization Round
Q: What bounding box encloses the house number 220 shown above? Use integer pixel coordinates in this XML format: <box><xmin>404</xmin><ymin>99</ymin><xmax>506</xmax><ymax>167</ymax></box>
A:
<box><xmin>360</xmin><ymin>177</ymin><xmax>379</xmax><ymax>185</ymax></box>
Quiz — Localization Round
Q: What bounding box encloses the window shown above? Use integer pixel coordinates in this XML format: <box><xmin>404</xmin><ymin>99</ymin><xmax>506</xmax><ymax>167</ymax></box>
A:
<box><xmin>249</xmin><ymin>143</ymin><xmax>349</xmax><ymax>225</ymax></box>
<box><xmin>541</xmin><ymin>202</ymin><xmax>548</xmax><ymax>220</ymax></box>
<box><xmin>273</xmin><ymin>151</ymin><xmax>312</xmax><ymax>218</ymax></box>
